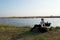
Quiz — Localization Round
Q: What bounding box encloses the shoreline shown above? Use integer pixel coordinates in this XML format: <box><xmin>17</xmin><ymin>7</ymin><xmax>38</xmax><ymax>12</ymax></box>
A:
<box><xmin>0</xmin><ymin>16</ymin><xmax>60</xmax><ymax>18</ymax></box>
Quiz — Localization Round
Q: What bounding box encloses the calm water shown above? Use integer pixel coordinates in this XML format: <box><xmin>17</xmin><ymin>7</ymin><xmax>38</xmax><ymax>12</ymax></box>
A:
<box><xmin>0</xmin><ymin>18</ymin><xmax>60</xmax><ymax>27</ymax></box>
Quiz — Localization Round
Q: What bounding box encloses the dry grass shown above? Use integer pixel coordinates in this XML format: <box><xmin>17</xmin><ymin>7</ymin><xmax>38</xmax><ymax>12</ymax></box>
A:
<box><xmin>0</xmin><ymin>24</ymin><xmax>60</xmax><ymax>40</ymax></box>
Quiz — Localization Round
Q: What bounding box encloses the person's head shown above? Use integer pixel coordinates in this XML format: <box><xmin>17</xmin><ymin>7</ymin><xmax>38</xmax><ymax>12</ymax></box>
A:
<box><xmin>41</xmin><ymin>18</ymin><xmax>44</xmax><ymax>21</ymax></box>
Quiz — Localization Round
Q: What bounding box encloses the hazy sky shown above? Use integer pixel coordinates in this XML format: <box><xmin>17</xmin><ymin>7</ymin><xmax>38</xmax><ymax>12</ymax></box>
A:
<box><xmin>0</xmin><ymin>0</ymin><xmax>60</xmax><ymax>17</ymax></box>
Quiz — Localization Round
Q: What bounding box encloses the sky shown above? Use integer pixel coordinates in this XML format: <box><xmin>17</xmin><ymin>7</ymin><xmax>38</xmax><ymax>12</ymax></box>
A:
<box><xmin>0</xmin><ymin>0</ymin><xmax>60</xmax><ymax>17</ymax></box>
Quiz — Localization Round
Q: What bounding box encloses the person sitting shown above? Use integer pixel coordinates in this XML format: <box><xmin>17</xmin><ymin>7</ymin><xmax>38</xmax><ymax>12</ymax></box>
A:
<box><xmin>40</xmin><ymin>18</ymin><xmax>45</xmax><ymax>27</ymax></box>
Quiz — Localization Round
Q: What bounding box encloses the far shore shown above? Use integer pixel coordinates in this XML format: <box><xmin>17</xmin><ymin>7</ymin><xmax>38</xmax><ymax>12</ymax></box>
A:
<box><xmin>0</xmin><ymin>16</ymin><xmax>60</xmax><ymax>18</ymax></box>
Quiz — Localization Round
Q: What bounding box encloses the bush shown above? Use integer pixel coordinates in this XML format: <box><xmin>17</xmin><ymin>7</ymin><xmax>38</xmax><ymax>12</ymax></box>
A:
<box><xmin>55</xmin><ymin>26</ymin><xmax>60</xmax><ymax>29</ymax></box>
<box><xmin>49</xmin><ymin>27</ymin><xmax>55</xmax><ymax>31</ymax></box>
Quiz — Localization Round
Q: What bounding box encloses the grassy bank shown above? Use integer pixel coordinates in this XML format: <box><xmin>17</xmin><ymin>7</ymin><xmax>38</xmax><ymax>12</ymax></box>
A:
<box><xmin>0</xmin><ymin>24</ymin><xmax>60</xmax><ymax>40</ymax></box>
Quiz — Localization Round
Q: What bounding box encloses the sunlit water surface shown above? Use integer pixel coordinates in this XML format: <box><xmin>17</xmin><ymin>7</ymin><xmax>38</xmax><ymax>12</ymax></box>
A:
<box><xmin>0</xmin><ymin>18</ymin><xmax>60</xmax><ymax>27</ymax></box>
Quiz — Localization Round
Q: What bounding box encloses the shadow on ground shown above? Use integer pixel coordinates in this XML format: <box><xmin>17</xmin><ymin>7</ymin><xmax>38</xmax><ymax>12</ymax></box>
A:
<box><xmin>11</xmin><ymin>31</ymin><xmax>42</xmax><ymax>40</ymax></box>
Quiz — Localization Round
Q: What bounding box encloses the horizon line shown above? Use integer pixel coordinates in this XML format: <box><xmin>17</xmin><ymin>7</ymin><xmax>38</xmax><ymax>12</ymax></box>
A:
<box><xmin>0</xmin><ymin>16</ymin><xmax>60</xmax><ymax>18</ymax></box>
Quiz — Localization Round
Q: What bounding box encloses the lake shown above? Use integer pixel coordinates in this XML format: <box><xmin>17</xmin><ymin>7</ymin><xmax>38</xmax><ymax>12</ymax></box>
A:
<box><xmin>0</xmin><ymin>18</ymin><xmax>60</xmax><ymax>27</ymax></box>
